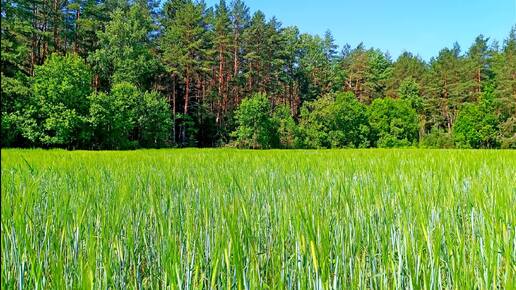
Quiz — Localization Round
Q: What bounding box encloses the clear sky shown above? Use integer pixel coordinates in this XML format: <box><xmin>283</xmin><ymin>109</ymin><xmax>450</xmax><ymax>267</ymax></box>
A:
<box><xmin>204</xmin><ymin>0</ymin><xmax>516</xmax><ymax>61</ymax></box>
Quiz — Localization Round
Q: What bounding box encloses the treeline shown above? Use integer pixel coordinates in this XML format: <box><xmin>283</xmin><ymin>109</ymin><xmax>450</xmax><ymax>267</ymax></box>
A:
<box><xmin>1</xmin><ymin>0</ymin><xmax>515</xmax><ymax>149</ymax></box>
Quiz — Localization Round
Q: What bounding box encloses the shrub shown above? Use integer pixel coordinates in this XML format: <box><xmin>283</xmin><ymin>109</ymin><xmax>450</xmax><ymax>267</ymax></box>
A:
<box><xmin>420</xmin><ymin>127</ymin><xmax>454</xmax><ymax>148</ymax></box>
<box><xmin>498</xmin><ymin>117</ymin><xmax>516</xmax><ymax>149</ymax></box>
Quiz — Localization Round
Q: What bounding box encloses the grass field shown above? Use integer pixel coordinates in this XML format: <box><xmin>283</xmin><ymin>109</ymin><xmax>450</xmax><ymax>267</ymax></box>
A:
<box><xmin>1</xmin><ymin>149</ymin><xmax>515</xmax><ymax>289</ymax></box>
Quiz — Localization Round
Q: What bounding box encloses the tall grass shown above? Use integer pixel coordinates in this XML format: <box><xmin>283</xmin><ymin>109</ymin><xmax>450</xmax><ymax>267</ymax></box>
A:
<box><xmin>1</xmin><ymin>149</ymin><xmax>515</xmax><ymax>289</ymax></box>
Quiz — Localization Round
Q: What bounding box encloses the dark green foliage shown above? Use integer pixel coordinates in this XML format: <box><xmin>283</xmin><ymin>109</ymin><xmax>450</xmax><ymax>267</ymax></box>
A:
<box><xmin>1</xmin><ymin>74</ymin><xmax>31</xmax><ymax>147</ymax></box>
<box><xmin>1</xmin><ymin>112</ymin><xmax>24</xmax><ymax>147</ymax></box>
<box><xmin>420</xmin><ymin>127</ymin><xmax>454</xmax><ymax>148</ymax></box>
<box><xmin>368</xmin><ymin>98</ymin><xmax>419</xmax><ymax>147</ymax></box>
<box><xmin>298</xmin><ymin>92</ymin><xmax>369</xmax><ymax>148</ymax></box>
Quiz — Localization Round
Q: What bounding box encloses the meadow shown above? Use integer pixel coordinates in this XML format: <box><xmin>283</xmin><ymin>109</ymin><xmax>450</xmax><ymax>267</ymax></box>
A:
<box><xmin>1</xmin><ymin>149</ymin><xmax>515</xmax><ymax>289</ymax></box>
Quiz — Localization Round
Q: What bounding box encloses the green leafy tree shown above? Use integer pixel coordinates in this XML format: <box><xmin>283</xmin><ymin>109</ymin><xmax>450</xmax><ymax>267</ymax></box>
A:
<box><xmin>398</xmin><ymin>78</ymin><xmax>423</xmax><ymax>112</ymax></box>
<box><xmin>491</xmin><ymin>26</ymin><xmax>516</xmax><ymax>149</ymax></box>
<box><xmin>368</xmin><ymin>97</ymin><xmax>418</xmax><ymax>147</ymax></box>
<box><xmin>398</xmin><ymin>78</ymin><xmax>426</xmax><ymax>139</ymax></box>
<box><xmin>26</xmin><ymin>54</ymin><xmax>92</xmax><ymax>147</ymax></box>
<box><xmin>1</xmin><ymin>0</ymin><xmax>33</xmax><ymax>146</ymax></box>
<box><xmin>232</xmin><ymin>93</ymin><xmax>276</xmax><ymax>148</ymax></box>
<box><xmin>136</xmin><ymin>91</ymin><xmax>173</xmax><ymax>148</ymax></box>
<box><xmin>88</xmin><ymin>83</ymin><xmax>138</xmax><ymax>149</ymax></box>
<box><xmin>340</xmin><ymin>45</ymin><xmax>392</xmax><ymax>103</ymax></box>
<box><xmin>242</xmin><ymin>11</ymin><xmax>269</xmax><ymax>93</ymax></box>
<box><xmin>212</xmin><ymin>0</ymin><xmax>233</xmax><ymax>113</ymax></box>
<box><xmin>273</xmin><ymin>104</ymin><xmax>297</xmax><ymax>148</ymax></box>
<box><xmin>497</xmin><ymin>117</ymin><xmax>516</xmax><ymax>149</ymax></box>
<box><xmin>89</xmin><ymin>82</ymin><xmax>172</xmax><ymax>149</ymax></box>
<box><xmin>298</xmin><ymin>33</ymin><xmax>338</xmax><ymax>103</ymax></box>
<box><xmin>277</xmin><ymin>26</ymin><xmax>302</xmax><ymax>114</ymax></box>
<box><xmin>90</xmin><ymin>4</ymin><xmax>158</xmax><ymax>89</ymax></box>
<box><xmin>161</xmin><ymin>0</ymin><xmax>208</xmax><ymax>145</ymax></box>
<box><xmin>464</xmin><ymin>35</ymin><xmax>493</xmax><ymax>102</ymax></box>
<box><xmin>228</xmin><ymin>0</ymin><xmax>250</xmax><ymax>102</ymax></box>
<box><xmin>298</xmin><ymin>92</ymin><xmax>369</xmax><ymax>148</ymax></box>
<box><xmin>366</xmin><ymin>49</ymin><xmax>392</xmax><ymax>100</ymax></box>
<box><xmin>453</xmin><ymin>90</ymin><xmax>499</xmax><ymax>148</ymax></box>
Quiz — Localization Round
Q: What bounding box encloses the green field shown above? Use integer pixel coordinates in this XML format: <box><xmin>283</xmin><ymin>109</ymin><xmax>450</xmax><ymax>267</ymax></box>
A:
<box><xmin>1</xmin><ymin>149</ymin><xmax>515</xmax><ymax>289</ymax></box>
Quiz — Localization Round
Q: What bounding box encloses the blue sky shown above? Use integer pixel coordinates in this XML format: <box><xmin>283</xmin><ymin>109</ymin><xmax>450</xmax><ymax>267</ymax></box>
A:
<box><xmin>204</xmin><ymin>0</ymin><xmax>516</xmax><ymax>61</ymax></box>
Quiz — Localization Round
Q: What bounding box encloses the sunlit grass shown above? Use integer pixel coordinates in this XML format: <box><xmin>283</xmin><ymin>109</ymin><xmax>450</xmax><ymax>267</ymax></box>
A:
<box><xmin>1</xmin><ymin>149</ymin><xmax>515</xmax><ymax>289</ymax></box>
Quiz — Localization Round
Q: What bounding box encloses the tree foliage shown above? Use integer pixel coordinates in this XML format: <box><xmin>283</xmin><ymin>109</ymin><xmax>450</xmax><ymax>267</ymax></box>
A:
<box><xmin>232</xmin><ymin>93</ymin><xmax>276</xmax><ymax>148</ymax></box>
<box><xmin>297</xmin><ymin>92</ymin><xmax>369</xmax><ymax>148</ymax></box>
<box><xmin>368</xmin><ymin>98</ymin><xmax>419</xmax><ymax>147</ymax></box>
<box><xmin>1</xmin><ymin>0</ymin><xmax>514</xmax><ymax>149</ymax></box>
<box><xmin>453</xmin><ymin>90</ymin><xmax>499</xmax><ymax>148</ymax></box>
<box><xmin>28</xmin><ymin>54</ymin><xmax>92</xmax><ymax>147</ymax></box>
<box><xmin>89</xmin><ymin>82</ymin><xmax>172</xmax><ymax>149</ymax></box>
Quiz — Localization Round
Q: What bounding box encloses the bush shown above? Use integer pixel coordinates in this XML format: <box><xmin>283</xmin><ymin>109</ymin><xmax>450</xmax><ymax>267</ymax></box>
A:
<box><xmin>498</xmin><ymin>117</ymin><xmax>516</xmax><ymax>149</ymax></box>
<box><xmin>420</xmin><ymin>127</ymin><xmax>454</xmax><ymax>148</ymax></box>
<box><xmin>1</xmin><ymin>112</ymin><xmax>20</xmax><ymax>147</ymax></box>
<box><xmin>89</xmin><ymin>90</ymin><xmax>135</xmax><ymax>149</ymax></box>
<box><xmin>136</xmin><ymin>91</ymin><xmax>172</xmax><ymax>148</ymax></box>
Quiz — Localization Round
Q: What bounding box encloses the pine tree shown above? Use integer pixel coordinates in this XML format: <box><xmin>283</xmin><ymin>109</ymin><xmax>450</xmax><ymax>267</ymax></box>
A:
<box><xmin>242</xmin><ymin>10</ymin><xmax>268</xmax><ymax>94</ymax></box>
<box><xmin>212</xmin><ymin>0</ymin><xmax>233</xmax><ymax>125</ymax></box>
<box><xmin>386</xmin><ymin>52</ymin><xmax>427</xmax><ymax>98</ymax></box>
<box><xmin>160</xmin><ymin>0</ymin><xmax>208</xmax><ymax>145</ymax></box>
<box><xmin>426</xmin><ymin>43</ymin><xmax>467</xmax><ymax>132</ymax></box>
<box><xmin>464</xmin><ymin>35</ymin><xmax>493</xmax><ymax>102</ymax></box>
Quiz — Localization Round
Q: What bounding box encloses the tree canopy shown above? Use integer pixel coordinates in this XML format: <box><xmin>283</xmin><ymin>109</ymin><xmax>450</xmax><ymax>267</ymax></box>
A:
<box><xmin>1</xmin><ymin>0</ymin><xmax>515</xmax><ymax>149</ymax></box>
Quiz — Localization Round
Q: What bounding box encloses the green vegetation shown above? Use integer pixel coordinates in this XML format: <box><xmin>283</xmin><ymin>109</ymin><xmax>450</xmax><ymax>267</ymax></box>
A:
<box><xmin>368</xmin><ymin>97</ymin><xmax>419</xmax><ymax>148</ymax></box>
<box><xmin>88</xmin><ymin>82</ymin><xmax>172</xmax><ymax>149</ymax></box>
<box><xmin>297</xmin><ymin>92</ymin><xmax>370</xmax><ymax>149</ymax></box>
<box><xmin>232</xmin><ymin>93</ymin><xmax>277</xmax><ymax>149</ymax></box>
<box><xmin>2</xmin><ymin>149</ymin><xmax>515</xmax><ymax>288</ymax></box>
<box><xmin>2</xmin><ymin>0</ymin><xmax>515</xmax><ymax>149</ymax></box>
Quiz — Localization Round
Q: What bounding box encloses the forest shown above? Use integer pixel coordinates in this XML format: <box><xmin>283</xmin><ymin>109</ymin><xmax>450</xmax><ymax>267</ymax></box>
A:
<box><xmin>2</xmin><ymin>0</ymin><xmax>515</xmax><ymax>149</ymax></box>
